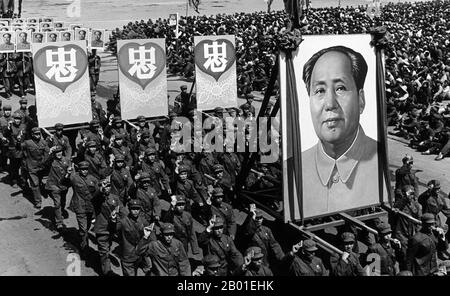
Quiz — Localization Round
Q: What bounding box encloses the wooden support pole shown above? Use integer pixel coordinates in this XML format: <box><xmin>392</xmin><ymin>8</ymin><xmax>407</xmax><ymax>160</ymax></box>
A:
<box><xmin>382</xmin><ymin>204</ymin><xmax>421</xmax><ymax>225</ymax></box>
<box><xmin>339</xmin><ymin>212</ymin><xmax>379</xmax><ymax>236</ymax></box>
<box><xmin>124</xmin><ymin>119</ymin><xmax>138</xmax><ymax>130</ymax></box>
<box><xmin>288</xmin><ymin>222</ymin><xmax>344</xmax><ymax>256</ymax></box>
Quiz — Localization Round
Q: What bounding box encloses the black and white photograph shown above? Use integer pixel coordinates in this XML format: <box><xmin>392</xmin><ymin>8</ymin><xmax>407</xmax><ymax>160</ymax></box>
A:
<box><xmin>0</xmin><ymin>0</ymin><xmax>448</xmax><ymax>283</ymax></box>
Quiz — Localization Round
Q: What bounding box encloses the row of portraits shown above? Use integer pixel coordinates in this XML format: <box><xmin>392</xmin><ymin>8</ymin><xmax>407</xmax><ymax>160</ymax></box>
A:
<box><xmin>0</xmin><ymin>29</ymin><xmax>106</xmax><ymax>52</ymax></box>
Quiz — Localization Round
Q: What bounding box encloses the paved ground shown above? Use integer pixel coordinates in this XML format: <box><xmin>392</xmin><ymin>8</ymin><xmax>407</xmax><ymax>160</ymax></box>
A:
<box><xmin>0</xmin><ymin>53</ymin><xmax>449</xmax><ymax>276</ymax></box>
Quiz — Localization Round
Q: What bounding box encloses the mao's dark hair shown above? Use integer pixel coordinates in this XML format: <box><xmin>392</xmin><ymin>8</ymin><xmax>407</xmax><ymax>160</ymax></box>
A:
<box><xmin>302</xmin><ymin>45</ymin><xmax>368</xmax><ymax>95</ymax></box>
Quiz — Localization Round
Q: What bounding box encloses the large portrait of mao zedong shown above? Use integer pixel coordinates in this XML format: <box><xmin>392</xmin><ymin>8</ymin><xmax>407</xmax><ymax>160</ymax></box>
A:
<box><xmin>280</xmin><ymin>34</ymin><xmax>389</xmax><ymax>221</ymax></box>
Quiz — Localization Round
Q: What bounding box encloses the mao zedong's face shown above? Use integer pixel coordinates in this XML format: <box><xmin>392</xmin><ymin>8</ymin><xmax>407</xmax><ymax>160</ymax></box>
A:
<box><xmin>308</xmin><ymin>51</ymin><xmax>365</xmax><ymax>151</ymax></box>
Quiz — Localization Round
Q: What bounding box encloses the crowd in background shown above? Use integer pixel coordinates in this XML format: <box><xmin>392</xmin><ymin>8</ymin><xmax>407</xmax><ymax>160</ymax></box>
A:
<box><xmin>0</xmin><ymin>0</ymin><xmax>449</xmax><ymax>276</ymax></box>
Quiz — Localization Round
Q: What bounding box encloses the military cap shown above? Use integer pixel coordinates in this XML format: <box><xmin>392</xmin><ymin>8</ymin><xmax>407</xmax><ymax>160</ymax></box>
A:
<box><xmin>145</xmin><ymin>147</ymin><xmax>157</xmax><ymax>156</ymax></box>
<box><xmin>254</xmin><ymin>209</ymin><xmax>263</xmax><ymax>218</ymax></box>
<box><xmin>246</xmin><ymin>246</ymin><xmax>264</xmax><ymax>259</ymax></box>
<box><xmin>212</xmin><ymin>216</ymin><xmax>224</xmax><ymax>228</ymax></box>
<box><xmin>213</xmin><ymin>164</ymin><xmax>224</xmax><ymax>173</ymax></box>
<box><xmin>136</xmin><ymin>115</ymin><xmax>146</xmax><ymax>122</ymax></box>
<box><xmin>86</xmin><ymin>140</ymin><xmax>97</xmax><ymax>147</ymax></box>
<box><xmin>114</xmin><ymin>133</ymin><xmax>123</xmax><ymax>140</ymax></box>
<box><xmin>89</xmin><ymin>119</ymin><xmax>100</xmax><ymax>127</ymax></box>
<box><xmin>53</xmin><ymin>145</ymin><xmax>63</xmax><ymax>153</ymax></box>
<box><xmin>203</xmin><ymin>254</ymin><xmax>220</xmax><ymax>268</ymax></box>
<box><xmin>212</xmin><ymin>187</ymin><xmax>224</xmax><ymax>198</ymax></box>
<box><xmin>141</xmin><ymin>130</ymin><xmax>150</xmax><ymax>138</ymax></box>
<box><xmin>78</xmin><ymin>161</ymin><xmax>89</xmax><ymax>169</ymax></box>
<box><xmin>19</xmin><ymin>98</ymin><xmax>28</xmax><ymax>104</ymax></box>
<box><xmin>13</xmin><ymin>112</ymin><xmax>22</xmax><ymax>119</ymax></box>
<box><xmin>214</xmin><ymin>106</ymin><xmax>224</xmax><ymax>113</ymax></box>
<box><xmin>180</xmin><ymin>84</ymin><xmax>188</xmax><ymax>90</ymax></box>
<box><xmin>31</xmin><ymin>127</ymin><xmax>41</xmax><ymax>134</ymax></box>
<box><xmin>175</xmin><ymin>195</ymin><xmax>186</xmax><ymax>204</ymax></box>
<box><xmin>3</xmin><ymin>104</ymin><xmax>11</xmax><ymax>110</ymax></box>
<box><xmin>241</xmin><ymin>103</ymin><xmax>251</xmax><ymax>111</ymax></box>
<box><xmin>341</xmin><ymin>232</ymin><xmax>355</xmax><ymax>243</ymax></box>
<box><xmin>178</xmin><ymin>165</ymin><xmax>189</xmax><ymax>174</ymax></box>
<box><xmin>402</xmin><ymin>154</ymin><xmax>413</xmax><ymax>164</ymax></box>
<box><xmin>128</xmin><ymin>199</ymin><xmax>141</xmax><ymax>209</ymax></box>
<box><xmin>427</xmin><ymin>180</ymin><xmax>441</xmax><ymax>188</ymax></box>
<box><xmin>161</xmin><ymin>222</ymin><xmax>175</xmax><ymax>234</ymax></box>
<box><xmin>139</xmin><ymin>172</ymin><xmax>151</xmax><ymax>182</ymax></box>
<box><xmin>421</xmin><ymin>213</ymin><xmax>435</xmax><ymax>224</ymax></box>
<box><xmin>54</xmin><ymin>123</ymin><xmax>64</xmax><ymax>130</ymax></box>
<box><xmin>302</xmin><ymin>239</ymin><xmax>318</xmax><ymax>252</ymax></box>
<box><xmin>114</xmin><ymin>154</ymin><xmax>125</xmax><ymax>162</ymax></box>
<box><xmin>377</xmin><ymin>223</ymin><xmax>392</xmax><ymax>235</ymax></box>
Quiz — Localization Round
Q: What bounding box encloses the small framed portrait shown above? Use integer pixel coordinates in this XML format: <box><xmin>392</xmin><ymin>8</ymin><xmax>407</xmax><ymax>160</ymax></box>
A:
<box><xmin>39</xmin><ymin>22</ymin><xmax>54</xmax><ymax>30</ymax></box>
<box><xmin>0</xmin><ymin>31</ymin><xmax>16</xmax><ymax>53</ymax></box>
<box><xmin>60</xmin><ymin>30</ymin><xmax>73</xmax><ymax>41</ymax></box>
<box><xmin>16</xmin><ymin>30</ymin><xmax>31</xmax><ymax>52</ymax></box>
<box><xmin>90</xmin><ymin>29</ymin><xmax>105</xmax><ymax>50</ymax></box>
<box><xmin>41</xmin><ymin>17</ymin><xmax>54</xmax><ymax>23</ymax></box>
<box><xmin>74</xmin><ymin>28</ymin><xmax>88</xmax><ymax>41</ymax></box>
<box><xmin>69</xmin><ymin>23</ymin><xmax>83</xmax><ymax>31</ymax></box>
<box><xmin>54</xmin><ymin>21</ymin><xmax>64</xmax><ymax>28</ymax></box>
<box><xmin>45</xmin><ymin>31</ymin><xmax>59</xmax><ymax>43</ymax></box>
<box><xmin>25</xmin><ymin>26</ymin><xmax>37</xmax><ymax>33</ymax></box>
<box><xmin>27</xmin><ymin>17</ymin><xmax>39</xmax><ymax>24</ymax></box>
<box><xmin>31</xmin><ymin>32</ymin><xmax>44</xmax><ymax>43</ymax></box>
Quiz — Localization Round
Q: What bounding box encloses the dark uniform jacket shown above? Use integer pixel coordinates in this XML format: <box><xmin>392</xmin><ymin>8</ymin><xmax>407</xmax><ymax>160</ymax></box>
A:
<box><xmin>47</xmin><ymin>134</ymin><xmax>72</xmax><ymax>157</ymax></box>
<box><xmin>84</xmin><ymin>130</ymin><xmax>109</xmax><ymax>151</ymax></box>
<box><xmin>176</xmin><ymin>179</ymin><xmax>203</xmax><ymax>205</ymax></box>
<box><xmin>45</xmin><ymin>157</ymin><xmax>71</xmax><ymax>192</ymax></box>
<box><xmin>198</xmin><ymin>231</ymin><xmax>243</xmax><ymax>276</ymax></box>
<box><xmin>5</xmin><ymin>123</ymin><xmax>26</xmax><ymax>158</ymax></box>
<box><xmin>330</xmin><ymin>251</ymin><xmax>366</xmax><ymax>276</ymax></box>
<box><xmin>366</xmin><ymin>242</ymin><xmax>401</xmax><ymax>276</ymax></box>
<box><xmin>139</xmin><ymin>160</ymin><xmax>170</xmax><ymax>196</ymax></box>
<box><xmin>93</xmin><ymin>193</ymin><xmax>128</xmax><ymax>235</ymax></box>
<box><xmin>406</xmin><ymin>229</ymin><xmax>448</xmax><ymax>276</ymax></box>
<box><xmin>67</xmin><ymin>172</ymin><xmax>99</xmax><ymax>214</ymax></box>
<box><xmin>242</xmin><ymin>215</ymin><xmax>285</xmax><ymax>266</ymax></box>
<box><xmin>161</xmin><ymin>208</ymin><xmax>200</xmax><ymax>254</ymax></box>
<box><xmin>138</xmin><ymin>237</ymin><xmax>191</xmax><ymax>276</ymax></box>
<box><xmin>21</xmin><ymin>138</ymin><xmax>50</xmax><ymax>173</ymax></box>
<box><xmin>116</xmin><ymin>212</ymin><xmax>153</xmax><ymax>263</ymax></box>
<box><xmin>395</xmin><ymin>165</ymin><xmax>419</xmax><ymax>196</ymax></box>
<box><xmin>392</xmin><ymin>197</ymin><xmax>422</xmax><ymax>247</ymax></box>
<box><xmin>110</xmin><ymin>145</ymin><xmax>133</xmax><ymax>168</ymax></box>
<box><xmin>203</xmin><ymin>202</ymin><xmax>237</xmax><ymax>238</ymax></box>
<box><xmin>104</xmin><ymin>126</ymin><xmax>129</xmax><ymax>146</ymax></box>
<box><xmin>84</xmin><ymin>150</ymin><xmax>111</xmax><ymax>180</ymax></box>
<box><xmin>110</xmin><ymin>167</ymin><xmax>133</xmax><ymax>204</ymax></box>
<box><xmin>135</xmin><ymin>187</ymin><xmax>161</xmax><ymax>222</ymax></box>
<box><xmin>285</xmin><ymin>253</ymin><xmax>328</xmax><ymax>276</ymax></box>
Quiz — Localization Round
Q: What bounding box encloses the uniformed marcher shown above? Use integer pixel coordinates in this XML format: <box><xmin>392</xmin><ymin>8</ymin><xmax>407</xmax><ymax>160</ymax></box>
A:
<box><xmin>241</xmin><ymin>206</ymin><xmax>285</xmax><ymax>267</ymax></box>
<box><xmin>175</xmin><ymin>164</ymin><xmax>203</xmax><ymax>209</ymax></box>
<box><xmin>161</xmin><ymin>195</ymin><xmax>200</xmax><ymax>254</ymax></box>
<box><xmin>366</xmin><ymin>223</ymin><xmax>402</xmax><ymax>276</ymax></box>
<box><xmin>110</xmin><ymin>154</ymin><xmax>133</xmax><ymax>205</ymax></box>
<box><xmin>135</xmin><ymin>172</ymin><xmax>161</xmax><ymax>223</ymax></box>
<box><xmin>238</xmin><ymin>246</ymin><xmax>273</xmax><ymax>276</ymax></box>
<box><xmin>284</xmin><ymin>239</ymin><xmax>328</xmax><ymax>276</ymax></box>
<box><xmin>137</xmin><ymin>147</ymin><xmax>171</xmax><ymax>197</ymax></box>
<box><xmin>406</xmin><ymin>213</ymin><xmax>448</xmax><ymax>276</ymax></box>
<box><xmin>93</xmin><ymin>179</ymin><xmax>127</xmax><ymax>276</ymax></box>
<box><xmin>211</xmin><ymin>164</ymin><xmax>234</xmax><ymax>203</ymax></box>
<box><xmin>419</xmin><ymin>180</ymin><xmax>450</xmax><ymax>230</ymax></box>
<box><xmin>0</xmin><ymin>104</ymin><xmax>12</xmax><ymax>169</ymax></box>
<box><xmin>395</xmin><ymin>155</ymin><xmax>419</xmax><ymax>199</ymax></box>
<box><xmin>66</xmin><ymin>161</ymin><xmax>99</xmax><ymax>257</ymax></box>
<box><xmin>198</xmin><ymin>216</ymin><xmax>243</xmax><ymax>276</ymax></box>
<box><xmin>109</xmin><ymin>134</ymin><xmax>133</xmax><ymax>169</ymax></box>
<box><xmin>46</xmin><ymin>123</ymin><xmax>72</xmax><ymax>157</ymax></box>
<box><xmin>104</xmin><ymin>115</ymin><xmax>130</xmax><ymax>147</ymax></box>
<box><xmin>330</xmin><ymin>232</ymin><xmax>366</xmax><ymax>276</ymax></box>
<box><xmin>45</xmin><ymin>145</ymin><xmax>71</xmax><ymax>230</ymax></box>
<box><xmin>84</xmin><ymin>119</ymin><xmax>109</xmax><ymax>153</ymax></box>
<box><xmin>4</xmin><ymin>112</ymin><xmax>26</xmax><ymax>188</ymax></box>
<box><xmin>14</xmin><ymin>97</ymin><xmax>29</xmax><ymax>125</ymax></box>
<box><xmin>203</xmin><ymin>187</ymin><xmax>237</xmax><ymax>239</ymax></box>
<box><xmin>130</xmin><ymin>115</ymin><xmax>152</xmax><ymax>149</ymax></box>
<box><xmin>116</xmin><ymin>199</ymin><xmax>154</xmax><ymax>276</ymax></box>
<box><xmin>193</xmin><ymin>254</ymin><xmax>221</xmax><ymax>276</ymax></box>
<box><xmin>22</xmin><ymin>127</ymin><xmax>51</xmax><ymax>209</ymax></box>
<box><xmin>138</xmin><ymin>222</ymin><xmax>191</xmax><ymax>276</ymax></box>
<box><xmin>84</xmin><ymin>140</ymin><xmax>111</xmax><ymax>181</ymax></box>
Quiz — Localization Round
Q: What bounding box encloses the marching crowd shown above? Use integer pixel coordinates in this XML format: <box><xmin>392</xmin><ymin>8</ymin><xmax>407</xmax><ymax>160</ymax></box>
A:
<box><xmin>1</xmin><ymin>0</ymin><xmax>450</xmax><ymax>276</ymax></box>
